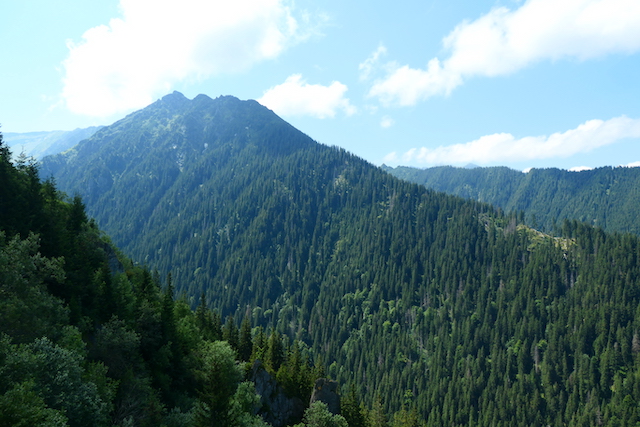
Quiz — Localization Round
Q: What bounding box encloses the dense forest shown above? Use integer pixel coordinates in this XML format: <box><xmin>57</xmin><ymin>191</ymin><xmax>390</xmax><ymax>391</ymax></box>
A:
<box><xmin>30</xmin><ymin>92</ymin><xmax>640</xmax><ymax>425</ymax></box>
<box><xmin>383</xmin><ymin>164</ymin><xmax>640</xmax><ymax>235</ymax></box>
<box><xmin>0</xmin><ymin>131</ymin><xmax>358</xmax><ymax>426</ymax></box>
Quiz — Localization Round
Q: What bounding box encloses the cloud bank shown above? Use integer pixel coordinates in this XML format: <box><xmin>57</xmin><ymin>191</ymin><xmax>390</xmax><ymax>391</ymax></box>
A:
<box><xmin>62</xmin><ymin>0</ymin><xmax>309</xmax><ymax>116</ymax></box>
<box><xmin>369</xmin><ymin>0</ymin><xmax>640</xmax><ymax>106</ymax></box>
<box><xmin>258</xmin><ymin>74</ymin><xmax>356</xmax><ymax>118</ymax></box>
<box><xmin>392</xmin><ymin>116</ymin><xmax>640</xmax><ymax>165</ymax></box>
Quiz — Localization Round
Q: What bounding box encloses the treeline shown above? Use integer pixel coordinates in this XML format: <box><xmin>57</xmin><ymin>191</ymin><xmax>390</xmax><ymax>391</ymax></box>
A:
<box><xmin>384</xmin><ymin>164</ymin><xmax>640</xmax><ymax>235</ymax></box>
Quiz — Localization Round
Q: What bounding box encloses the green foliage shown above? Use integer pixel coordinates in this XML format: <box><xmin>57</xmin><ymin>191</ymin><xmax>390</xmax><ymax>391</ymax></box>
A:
<box><xmin>276</xmin><ymin>340</ymin><xmax>317</xmax><ymax>402</ymax></box>
<box><xmin>223</xmin><ymin>314</ymin><xmax>240</xmax><ymax>352</ymax></box>
<box><xmin>195</xmin><ymin>293</ymin><xmax>222</xmax><ymax>341</ymax></box>
<box><xmin>0</xmin><ymin>380</ymin><xmax>68</xmax><ymax>427</ymax></box>
<box><xmin>384</xmin><ymin>164</ymin><xmax>640</xmax><ymax>235</ymax></box>
<box><xmin>31</xmin><ymin>96</ymin><xmax>640</xmax><ymax>425</ymax></box>
<box><xmin>90</xmin><ymin>316</ymin><xmax>142</xmax><ymax>380</ymax></box>
<box><xmin>229</xmin><ymin>381</ymin><xmax>270</xmax><ymax>427</ymax></box>
<box><xmin>0</xmin><ymin>134</ymin><xmax>268</xmax><ymax>426</ymax></box>
<box><xmin>266</xmin><ymin>329</ymin><xmax>285</xmax><ymax>373</ymax></box>
<box><xmin>193</xmin><ymin>340</ymin><xmax>242</xmax><ymax>427</ymax></box>
<box><xmin>238</xmin><ymin>315</ymin><xmax>253</xmax><ymax>362</ymax></box>
<box><xmin>389</xmin><ymin>408</ymin><xmax>421</xmax><ymax>427</ymax></box>
<box><xmin>341</xmin><ymin>384</ymin><xmax>367</xmax><ymax>427</ymax></box>
<box><xmin>367</xmin><ymin>395</ymin><xmax>388</xmax><ymax>427</ymax></box>
<box><xmin>0</xmin><ymin>232</ymin><xmax>68</xmax><ymax>343</ymax></box>
<box><xmin>0</xmin><ymin>335</ymin><xmax>109</xmax><ymax>427</ymax></box>
<box><xmin>295</xmin><ymin>401</ymin><xmax>348</xmax><ymax>427</ymax></box>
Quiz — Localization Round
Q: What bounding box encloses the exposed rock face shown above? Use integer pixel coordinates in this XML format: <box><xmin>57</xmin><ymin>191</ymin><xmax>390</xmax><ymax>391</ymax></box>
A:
<box><xmin>309</xmin><ymin>378</ymin><xmax>340</xmax><ymax>415</ymax></box>
<box><xmin>250</xmin><ymin>360</ymin><xmax>305</xmax><ymax>427</ymax></box>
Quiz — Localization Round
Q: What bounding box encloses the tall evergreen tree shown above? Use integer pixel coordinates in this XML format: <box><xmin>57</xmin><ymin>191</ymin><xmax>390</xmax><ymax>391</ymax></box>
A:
<box><xmin>238</xmin><ymin>315</ymin><xmax>253</xmax><ymax>362</ymax></box>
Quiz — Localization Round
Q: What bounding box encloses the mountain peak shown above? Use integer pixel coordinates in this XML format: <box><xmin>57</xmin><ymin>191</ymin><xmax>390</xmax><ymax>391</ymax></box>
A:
<box><xmin>158</xmin><ymin>91</ymin><xmax>190</xmax><ymax>109</ymax></box>
<box><xmin>162</xmin><ymin>90</ymin><xmax>187</xmax><ymax>100</ymax></box>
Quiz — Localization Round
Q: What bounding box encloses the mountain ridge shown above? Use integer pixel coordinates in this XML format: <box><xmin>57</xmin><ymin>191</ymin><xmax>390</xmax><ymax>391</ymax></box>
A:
<box><xmin>384</xmin><ymin>164</ymin><xmax>640</xmax><ymax>234</ymax></box>
<box><xmin>4</xmin><ymin>126</ymin><xmax>101</xmax><ymax>160</ymax></box>
<box><xmin>40</xmin><ymin>92</ymin><xmax>640</xmax><ymax>424</ymax></box>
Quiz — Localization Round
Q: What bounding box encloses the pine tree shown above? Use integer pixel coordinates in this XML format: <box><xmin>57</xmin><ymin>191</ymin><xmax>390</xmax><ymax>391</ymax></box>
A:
<box><xmin>238</xmin><ymin>315</ymin><xmax>253</xmax><ymax>362</ymax></box>
<box><xmin>193</xmin><ymin>341</ymin><xmax>242</xmax><ymax>427</ymax></box>
<box><xmin>368</xmin><ymin>395</ymin><xmax>388</xmax><ymax>427</ymax></box>
<box><xmin>266</xmin><ymin>329</ymin><xmax>284</xmax><ymax>373</ymax></box>
<box><xmin>341</xmin><ymin>384</ymin><xmax>367</xmax><ymax>427</ymax></box>
<box><xmin>222</xmin><ymin>315</ymin><xmax>239</xmax><ymax>352</ymax></box>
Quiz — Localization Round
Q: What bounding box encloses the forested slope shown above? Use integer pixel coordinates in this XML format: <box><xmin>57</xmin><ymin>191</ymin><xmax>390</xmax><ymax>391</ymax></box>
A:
<box><xmin>40</xmin><ymin>93</ymin><xmax>640</xmax><ymax>425</ymax></box>
<box><xmin>1</xmin><ymin>131</ymin><xmax>327</xmax><ymax>427</ymax></box>
<box><xmin>384</xmin><ymin>164</ymin><xmax>640</xmax><ymax>235</ymax></box>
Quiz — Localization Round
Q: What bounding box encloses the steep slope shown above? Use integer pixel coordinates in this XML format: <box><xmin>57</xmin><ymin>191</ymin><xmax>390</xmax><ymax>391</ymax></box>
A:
<box><xmin>1</xmin><ymin>132</ymin><xmax>292</xmax><ymax>427</ymax></box>
<box><xmin>41</xmin><ymin>93</ymin><xmax>640</xmax><ymax>424</ymax></box>
<box><xmin>384</xmin><ymin>164</ymin><xmax>640</xmax><ymax>235</ymax></box>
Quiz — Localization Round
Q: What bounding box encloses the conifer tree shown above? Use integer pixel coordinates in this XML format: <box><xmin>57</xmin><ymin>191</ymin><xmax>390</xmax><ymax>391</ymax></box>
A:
<box><xmin>238</xmin><ymin>315</ymin><xmax>253</xmax><ymax>362</ymax></box>
<box><xmin>223</xmin><ymin>315</ymin><xmax>239</xmax><ymax>352</ymax></box>
<box><xmin>252</xmin><ymin>326</ymin><xmax>267</xmax><ymax>361</ymax></box>
<box><xmin>194</xmin><ymin>341</ymin><xmax>242</xmax><ymax>427</ymax></box>
<box><xmin>266</xmin><ymin>329</ymin><xmax>284</xmax><ymax>373</ymax></box>
<box><xmin>341</xmin><ymin>384</ymin><xmax>367</xmax><ymax>427</ymax></box>
<box><xmin>368</xmin><ymin>395</ymin><xmax>388</xmax><ymax>427</ymax></box>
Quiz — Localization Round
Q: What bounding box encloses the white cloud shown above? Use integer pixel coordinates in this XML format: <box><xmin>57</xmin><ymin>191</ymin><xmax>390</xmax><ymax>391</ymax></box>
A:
<box><xmin>62</xmin><ymin>0</ymin><xmax>311</xmax><ymax>117</ymax></box>
<box><xmin>257</xmin><ymin>74</ymin><xmax>356</xmax><ymax>119</ymax></box>
<box><xmin>397</xmin><ymin>115</ymin><xmax>640</xmax><ymax>165</ymax></box>
<box><xmin>369</xmin><ymin>0</ymin><xmax>640</xmax><ymax>106</ymax></box>
<box><xmin>623</xmin><ymin>161</ymin><xmax>640</xmax><ymax>167</ymax></box>
<box><xmin>359</xmin><ymin>45</ymin><xmax>387</xmax><ymax>81</ymax></box>
<box><xmin>369</xmin><ymin>59</ymin><xmax>461</xmax><ymax>106</ymax></box>
<box><xmin>382</xmin><ymin>152</ymin><xmax>398</xmax><ymax>164</ymax></box>
<box><xmin>380</xmin><ymin>116</ymin><xmax>395</xmax><ymax>128</ymax></box>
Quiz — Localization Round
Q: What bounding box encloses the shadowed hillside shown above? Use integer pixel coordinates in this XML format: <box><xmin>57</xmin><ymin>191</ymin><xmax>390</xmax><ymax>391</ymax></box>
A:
<box><xmin>384</xmin><ymin>164</ymin><xmax>640</xmax><ymax>235</ymax></box>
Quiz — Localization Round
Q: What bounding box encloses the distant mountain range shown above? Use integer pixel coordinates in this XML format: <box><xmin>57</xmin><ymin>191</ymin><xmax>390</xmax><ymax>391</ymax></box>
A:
<box><xmin>4</xmin><ymin>126</ymin><xmax>101</xmax><ymax>160</ymax></box>
<box><xmin>383</xmin><ymin>164</ymin><xmax>640</xmax><ymax>235</ymax></box>
<box><xmin>39</xmin><ymin>92</ymin><xmax>640</xmax><ymax>424</ymax></box>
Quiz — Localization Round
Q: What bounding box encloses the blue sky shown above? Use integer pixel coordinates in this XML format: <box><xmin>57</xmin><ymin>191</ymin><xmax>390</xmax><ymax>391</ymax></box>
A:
<box><xmin>2</xmin><ymin>0</ymin><xmax>640</xmax><ymax>171</ymax></box>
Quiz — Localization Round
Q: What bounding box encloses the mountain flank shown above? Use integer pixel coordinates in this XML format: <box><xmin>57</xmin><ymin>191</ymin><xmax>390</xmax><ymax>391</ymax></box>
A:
<box><xmin>40</xmin><ymin>92</ymin><xmax>640</xmax><ymax>424</ymax></box>
<box><xmin>384</xmin><ymin>164</ymin><xmax>640</xmax><ymax>235</ymax></box>
<box><xmin>1</xmin><ymin>129</ymin><xmax>323</xmax><ymax>427</ymax></box>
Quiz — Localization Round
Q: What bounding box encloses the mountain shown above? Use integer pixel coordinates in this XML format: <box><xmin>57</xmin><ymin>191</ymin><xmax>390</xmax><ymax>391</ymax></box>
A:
<box><xmin>41</xmin><ymin>92</ymin><xmax>640</xmax><ymax>425</ymax></box>
<box><xmin>4</xmin><ymin>126</ymin><xmax>101</xmax><ymax>160</ymax></box>
<box><xmin>1</xmin><ymin>130</ymin><xmax>305</xmax><ymax>427</ymax></box>
<box><xmin>384</xmin><ymin>164</ymin><xmax>640</xmax><ymax>235</ymax></box>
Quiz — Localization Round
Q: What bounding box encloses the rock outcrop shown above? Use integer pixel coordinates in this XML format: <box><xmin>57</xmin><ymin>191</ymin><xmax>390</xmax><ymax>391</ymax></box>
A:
<box><xmin>250</xmin><ymin>360</ymin><xmax>305</xmax><ymax>427</ymax></box>
<box><xmin>309</xmin><ymin>378</ymin><xmax>340</xmax><ymax>415</ymax></box>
